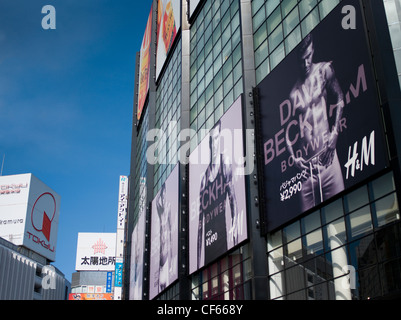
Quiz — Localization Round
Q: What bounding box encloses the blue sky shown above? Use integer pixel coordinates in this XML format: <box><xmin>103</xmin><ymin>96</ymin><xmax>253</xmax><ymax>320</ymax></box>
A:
<box><xmin>0</xmin><ymin>1</ymin><xmax>151</xmax><ymax>281</ymax></box>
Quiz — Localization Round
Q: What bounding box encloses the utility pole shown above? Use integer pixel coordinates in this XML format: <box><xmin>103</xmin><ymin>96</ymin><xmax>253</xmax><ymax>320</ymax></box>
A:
<box><xmin>1</xmin><ymin>154</ymin><xmax>4</xmax><ymax>176</ymax></box>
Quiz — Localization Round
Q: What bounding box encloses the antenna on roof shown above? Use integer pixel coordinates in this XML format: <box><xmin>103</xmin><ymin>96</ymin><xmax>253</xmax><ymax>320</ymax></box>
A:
<box><xmin>1</xmin><ymin>154</ymin><xmax>5</xmax><ymax>176</ymax></box>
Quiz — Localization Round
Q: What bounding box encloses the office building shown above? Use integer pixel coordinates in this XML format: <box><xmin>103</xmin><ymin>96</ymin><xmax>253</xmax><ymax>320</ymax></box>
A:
<box><xmin>126</xmin><ymin>0</ymin><xmax>401</xmax><ymax>300</ymax></box>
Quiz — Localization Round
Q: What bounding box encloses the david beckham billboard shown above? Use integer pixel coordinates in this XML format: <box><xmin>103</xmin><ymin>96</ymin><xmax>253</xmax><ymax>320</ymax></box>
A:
<box><xmin>189</xmin><ymin>97</ymin><xmax>248</xmax><ymax>274</ymax></box>
<box><xmin>256</xmin><ymin>0</ymin><xmax>388</xmax><ymax>233</ymax></box>
<box><xmin>149</xmin><ymin>165</ymin><xmax>179</xmax><ymax>299</ymax></box>
<box><xmin>129</xmin><ymin>177</ymin><xmax>147</xmax><ymax>300</ymax></box>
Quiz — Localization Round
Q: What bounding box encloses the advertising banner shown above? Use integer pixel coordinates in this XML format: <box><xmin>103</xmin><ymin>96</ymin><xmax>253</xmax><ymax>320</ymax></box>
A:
<box><xmin>0</xmin><ymin>173</ymin><xmax>60</xmax><ymax>261</ymax></box>
<box><xmin>69</xmin><ymin>293</ymin><xmax>114</xmax><ymax>300</ymax></box>
<box><xmin>149</xmin><ymin>165</ymin><xmax>179</xmax><ymax>299</ymax></box>
<box><xmin>256</xmin><ymin>0</ymin><xmax>387</xmax><ymax>232</ymax></box>
<box><xmin>156</xmin><ymin>0</ymin><xmax>181</xmax><ymax>80</ymax></box>
<box><xmin>189</xmin><ymin>97</ymin><xmax>248</xmax><ymax>274</ymax></box>
<box><xmin>75</xmin><ymin>233</ymin><xmax>116</xmax><ymax>271</ymax></box>
<box><xmin>137</xmin><ymin>6</ymin><xmax>153</xmax><ymax>122</ymax></box>
<box><xmin>129</xmin><ymin>177</ymin><xmax>147</xmax><ymax>300</ymax></box>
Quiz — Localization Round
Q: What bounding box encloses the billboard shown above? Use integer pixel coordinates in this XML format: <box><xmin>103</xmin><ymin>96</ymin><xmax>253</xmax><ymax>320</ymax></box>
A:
<box><xmin>156</xmin><ymin>0</ymin><xmax>181</xmax><ymax>80</ymax></box>
<box><xmin>256</xmin><ymin>0</ymin><xmax>388</xmax><ymax>232</ymax></box>
<box><xmin>0</xmin><ymin>173</ymin><xmax>60</xmax><ymax>261</ymax></box>
<box><xmin>129</xmin><ymin>177</ymin><xmax>147</xmax><ymax>300</ymax></box>
<box><xmin>69</xmin><ymin>293</ymin><xmax>114</xmax><ymax>300</ymax></box>
<box><xmin>137</xmin><ymin>6</ymin><xmax>153</xmax><ymax>122</ymax></box>
<box><xmin>189</xmin><ymin>97</ymin><xmax>248</xmax><ymax>274</ymax></box>
<box><xmin>75</xmin><ymin>233</ymin><xmax>116</xmax><ymax>271</ymax></box>
<box><xmin>149</xmin><ymin>165</ymin><xmax>179</xmax><ymax>299</ymax></box>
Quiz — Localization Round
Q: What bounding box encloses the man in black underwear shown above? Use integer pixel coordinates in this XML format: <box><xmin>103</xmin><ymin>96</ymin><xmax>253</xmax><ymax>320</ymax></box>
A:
<box><xmin>197</xmin><ymin>120</ymin><xmax>239</xmax><ymax>270</ymax></box>
<box><xmin>286</xmin><ymin>34</ymin><xmax>345</xmax><ymax>212</ymax></box>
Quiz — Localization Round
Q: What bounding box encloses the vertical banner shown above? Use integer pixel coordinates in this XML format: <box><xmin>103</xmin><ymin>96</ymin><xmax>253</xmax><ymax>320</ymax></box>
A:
<box><xmin>256</xmin><ymin>0</ymin><xmax>388</xmax><ymax>233</ymax></box>
<box><xmin>189</xmin><ymin>97</ymin><xmax>248</xmax><ymax>274</ymax></box>
<box><xmin>106</xmin><ymin>272</ymin><xmax>113</xmax><ymax>293</ymax></box>
<box><xmin>137</xmin><ymin>6</ymin><xmax>153</xmax><ymax>121</ymax></box>
<box><xmin>129</xmin><ymin>177</ymin><xmax>147</xmax><ymax>300</ymax></box>
<box><xmin>115</xmin><ymin>258</ymin><xmax>123</xmax><ymax>288</ymax></box>
<box><xmin>156</xmin><ymin>0</ymin><xmax>181</xmax><ymax>80</ymax></box>
<box><xmin>114</xmin><ymin>175</ymin><xmax>128</xmax><ymax>300</ymax></box>
<box><xmin>117</xmin><ymin>175</ymin><xmax>128</xmax><ymax>230</ymax></box>
<box><xmin>149</xmin><ymin>165</ymin><xmax>179</xmax><ymax>299</ymax></box>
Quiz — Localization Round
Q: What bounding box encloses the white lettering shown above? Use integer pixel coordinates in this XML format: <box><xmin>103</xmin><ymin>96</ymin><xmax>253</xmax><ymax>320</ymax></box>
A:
<box><xmin>342</xmin><ymin>5</ymin><xmax>356</xmax><ymax>30</ymax></box>
<box><xmin>41</xmin><ymin>5</ymin><xmax>56</xmax><ymax>30</ymax></box>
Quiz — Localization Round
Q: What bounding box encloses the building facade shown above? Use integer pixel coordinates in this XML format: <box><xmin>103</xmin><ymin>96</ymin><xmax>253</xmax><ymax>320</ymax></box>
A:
<box><xmin>126</xmin><ymin>0</ymin><xmax>401</xmax><ymax>300</ymax></box>
<box><xmin>0</xmin><ymin>237</ymin><xmax>70</xmax><ymax>300</ymax></box>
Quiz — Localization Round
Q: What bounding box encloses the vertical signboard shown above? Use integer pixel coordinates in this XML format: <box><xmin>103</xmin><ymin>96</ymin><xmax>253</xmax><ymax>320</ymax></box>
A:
<box><xmin>256</xmin><ymin>0</ymin><xmax>388</xmax><ymax>233</ymax></box>
<box><xmin>137</xmin><ymin>6</ymin><xmax>153</xmax><ymax>122</ymax></box>
<box><xmin>156</xmin><ymin>0</ymin><xmax>181</xmax><ymax>80</ymax></box>
<box><xmin>189</xmin><ymin>97</ymin><xmax>248</xmax><ymax>274</ymax></box>
<box><xmin>116</xmin><ymin>175</ymin><xmax>129</xmax><ymax>230</ymax></box>
<box><xmin>129</xmin><ymin>177</ymin><xmax>147</xmax><ymax>300</ymax></box>
<box><xmin>149</xmin><ymin>165</ymin><xmax>179</xmax><ymax>299</ymax></box>
<box><xmin>114</xmin><ymin>175</ymin><xmax>128</xmax><ymax>300</ymax></box>
<box><xmin>106</xmin><ymin>272</ymin><xmax>113</xmax><ymax>293</ymax></box>
<box><xmin>114</xmin><ymin>258</ymin><xmax>123</xmax><ymax>288</ymax></box>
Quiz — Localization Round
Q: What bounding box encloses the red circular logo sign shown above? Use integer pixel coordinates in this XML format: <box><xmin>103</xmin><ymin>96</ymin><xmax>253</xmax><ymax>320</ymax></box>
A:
<box><xmin>31</xmin><ymin>192</ymin><xmax>56</xmax><ymax>241</ymax></box>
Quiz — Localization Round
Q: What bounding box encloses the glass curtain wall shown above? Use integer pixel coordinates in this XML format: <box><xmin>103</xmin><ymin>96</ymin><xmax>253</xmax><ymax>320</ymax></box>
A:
<box><xmin>267</xmin><ymin>172</ymin><xmax>401</xmax><ymax>300</ymax></box>
<box><xmin>189</xmin><ymin>0</ymin><xmax>251</xmax><ymax>300</ymax></box>
<box><xmin>154</xmin><ymin>38</ymin><xmax>182</xmax><ymax>196</ymax></box>
<box><xmin>189</xmin><ymin>0</ymin><xmax>244</xmax><ymax>152</ymax></box>
<box><xmin>252</xmin><ymin>0</ymin><xmax>342</xmax><ymax>84</ymax></box>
